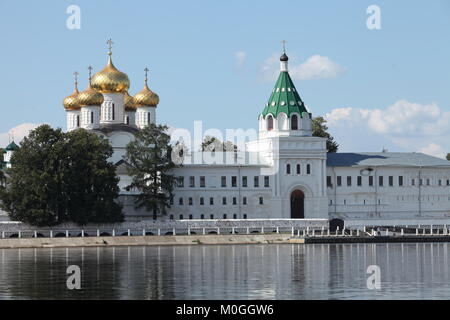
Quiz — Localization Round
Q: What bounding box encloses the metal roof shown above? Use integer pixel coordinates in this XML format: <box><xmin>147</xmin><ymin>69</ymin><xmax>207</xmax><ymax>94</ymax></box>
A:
<box><xmin>327</xmin><ymin>152</ymin><xmax>450</xmax><ymax>168</ymax></box>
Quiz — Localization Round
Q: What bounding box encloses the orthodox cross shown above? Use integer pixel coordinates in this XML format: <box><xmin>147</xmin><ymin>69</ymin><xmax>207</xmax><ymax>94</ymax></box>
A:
<box><xmin>107</xmin><ymin>38</ymin><xmax>114</xmax><ymax>55</ymax></box>
<box><xmin>88</xmin><ymin>66</ymin><xmax>93</xmax><ymax>84</ymax></box>
<box><xmin>281</xmin><ymin>40</ymin><xmax>287</xmax><ymax>53</ymax></box>
<box><xmin>144</xmin><ymin>67</ymin><xmax>149</xmax><ymax>85</ymax></box>
<box><xmin>73</xmin><ymin>71</ymin><xmax>79</xmax><ymax>89</ymax></box>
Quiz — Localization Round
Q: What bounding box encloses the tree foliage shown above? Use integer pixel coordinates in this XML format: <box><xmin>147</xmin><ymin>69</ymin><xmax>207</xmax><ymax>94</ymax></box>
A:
<box><xmin>312</xmin><ymin>116</ymin><xmax>339</xmax><ymax>153</ymax></box>
<box><xmin>201</xmin><ymin>136</ymin><xmax>237</xmax><ymax>152</ymax></box>
<box><xmin>0</xmin><ymin>125</ymin><xmax>123</xmax><ymax>226</ymax></box>
<box><xmin>124</xmin><ymin>124</ymin><xmax>178</xmax><ymax>219</ymax></box>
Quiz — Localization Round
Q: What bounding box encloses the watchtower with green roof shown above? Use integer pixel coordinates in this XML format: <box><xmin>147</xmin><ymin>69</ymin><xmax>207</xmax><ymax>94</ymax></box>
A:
<box><xmin>4</xmin><ymin>141</ymin><xmax>19</xmax><ymax>168</ymax></box>
<box><xmin>259</xmin><ymin>50</ymin><xmax>312</xmax><ymax>137</ymax></box>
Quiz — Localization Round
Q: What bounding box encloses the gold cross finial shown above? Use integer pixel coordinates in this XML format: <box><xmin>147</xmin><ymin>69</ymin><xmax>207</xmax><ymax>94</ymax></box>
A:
<box><xmin>281</xmin><ymin>40</ymin><xmax>287</xmax><ymax>53</ymax></box>
<box><xmin>107</xmin><ymin>38</ymin><xmax>114</xmax><ymax>56</ymax></box>
<box><xmin>88</xmin><ymin>66</ymin><xmax>93</xmax><ymax>84</ymax></box>
<box><xmin>73</xmin><ymin>71</ymin><xmax>79</xmax><ymax>89</ymax></box>
<box><xmin>144</xmin><ymin>67</ymin><xmax>149</xmax><ymax>85</ymax></box>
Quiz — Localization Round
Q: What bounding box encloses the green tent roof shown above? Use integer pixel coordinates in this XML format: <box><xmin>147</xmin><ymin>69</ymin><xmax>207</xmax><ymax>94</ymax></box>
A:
<box><xmin>261</xmin><ymin>67</ymin><xmax>309</xmax><ymax>118</ymax></box>
<box><xmin>5</xmin><ymin>141</ymin><xmax>19</xmax><ymax>151</ymax></box>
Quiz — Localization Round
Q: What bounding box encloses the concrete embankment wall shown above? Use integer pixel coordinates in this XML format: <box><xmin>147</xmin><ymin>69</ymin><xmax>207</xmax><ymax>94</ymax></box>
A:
<box><xmin>0</xmin><ymin>233</ymin><xmax>301</xmax><ymax>249</ymax></box>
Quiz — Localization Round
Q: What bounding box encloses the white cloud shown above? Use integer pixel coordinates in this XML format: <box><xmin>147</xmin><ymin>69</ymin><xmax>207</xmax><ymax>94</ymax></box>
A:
<box><xmin>0</xmin><ymin>123</ymin><xmax>41</xmax><ymax>148</ymax></box>
<box><xmin>325</xmin><ymin>100</ymin><xmax>450</xmax><ymax>158</ymax></box>
<box><xmin>290</xmin><ymin>55</ymin><xmax>346</xmax><ymax>80</ymax></box>
<box><xmin>261</xmin><ymin>54</ymin><xmax>345</xmax><ymax>82</ymax></box>
<box><xmin>234</xmin><ymin>51</ymin><xmax>247</xmax><ymax>69</ymax></box>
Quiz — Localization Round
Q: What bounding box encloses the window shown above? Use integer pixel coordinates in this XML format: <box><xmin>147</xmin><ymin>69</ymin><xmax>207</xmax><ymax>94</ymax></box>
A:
<box><xmin>259</xmin><ymin>197</ymin><xmax>264</xmax><ymax>205</ymax></box>
<box><xmin>189</xmin><ymin>214</ymin><xmax>193</xmax><ymax>220</ymax></box>
<box><xmin>201</xmin><ymin>214</ymin><xmax>205</xmax><ymax>219</ymax></box>
<box><xmin>170</xmin><ymin>215</ymin><xmax>174</xmax><ymax>220</ymax></box>
<box><xmin>223</xmin><ymin>214</ymin><xmax>227</xmax><ymax>219</ymax></box>
<box><xmin>439</xmin><ymin>180</ymin><xmax>442</xmax><ymax>186</ymax></box>
<box><xmin>242</xmin><ymin>176</ymin><xmax>248</xmax><ymax>187</ymax></box>
<box><xmin>200</xmin><ymin>197</ymin><xmax>204</xmax><ymax>205</ymax></box>
<box><xmin>243</xmin><ymin>197</ymin><xmax>247</xmax><ymax>205</ymax></box>
<box><xmin>200</xmin><ymin>176</ymin><xmax>206</xmax><ymax>188</ymax></box>
<box><xmin>379</xmin><ymin>176</ymin><xmax>384</xmax><ymax>187</ymax></box>
<box><xmin>233</xmin><ymin>197</ymin><xmax>237</xmax><ymax>205</ymax></box>
<box><xmin>178</xmin><ymin>177</ymin><xmax>184</xmax><ymax>187</ymax></box>
<box><xmin>327</xmin><ymin>176</ymin><xmax>332</xmax><ymax>188</ymax></box>
<box><xmin>447</xmin><ymin>180</ymin><xmax>450</xmax><ymax>186</ymax></box>
<box><xmin>347</xmin><ymin>176</ymin><xmax>352</xmax><ymax>187</ymax></box>
<box><xmin>189</xmin><ymin>176</ymin><xmax>195</xmax><ymax>187</ymax></box>
<box><xmin>389</xmin><ymin>176</ymin><xmax>394</xmax><ymax>187</ymax></box>
<box><xmin>369</xmin><ymin>176</ymin><xmax>374</xmax><ymax>186</ymax></box>
<box><xmin>399</xmin><ymin>176</ymin><xmax>404</xmax><ymax>186</ymax></box>
<box><xmin>412</xmin><ymin>179</ymin><xmax>415</xmax><ymax>186</ymax></box>
<box><xmin>254</xmin><ymin>176</ymin><xmax>259</xmax><ymax>187</ymax></box>
<box><xmin>179</xmin><ymin>215</ymin><xmax>183</xmax><ymax>220</ymax></box>
<box><xmin>188</xmin><ymin>197</ymin><xmax>193</xmax><ymax>205</ymax></box>
<box><xmin>222</xmin><ymin>197</ymin><xmax>227</xmax><ymax>205</ymax></box>
<box><xmin>267</xmin><ymin>116</ymin><xmax>274</xmax><ymax>131</ymax></box>
<box><xmin>170</xmin><ymin>198</ymin><xmax>174</xmax><ymax>205</ymax></box>
<box><xmin>210</xmin><ymin>214</ymin><xmax>214</xmax><ymax>219</ymax></box>
<box><xmin>221</xmin><ymin>176</ymin><xmax>227</xmax><ymax>187</ymax></box>
<box><xmin>337</xmin><ymin>176</ymin><xmax>342</xmax><ymax>187</ymax></box>
<box><xmin>179</xmin><ymin>198</ymin><xmax>184</xmax><ymax>205</ymax></box>
<box><xmin>307</xmin><ymin>164</ymin><xmax>311</xmax><ymax>174</ymax></box>
<box><xmin>232</xmin><ymin>176</ymin><xmax>237</xmax><ymax>187</ymax></box>
<box><xmin>286</xmin><ymin>164</ymin><xmax>291</xmax><ymax>174</ymax></box>
<box><xmin>296</xmin><ymin>164</ymin><xmax>301</xmax><ymax>174</ymax></box>
<box><xmin>126</xmin><ymin>115</ymin><xmax>129</xmax><ymax>125</ymax></box>
<box><xmin>233</xmin><ymin>214</ymin><xmax>237</xmax><ymax>219</ymax></box>
<box><xmin>243</xmin><ymin>214</ymin><xmax>247</xmax><ymax>219</ymax></box>
<box><xmin>419</xmin><ymin>179</ymin><xmax>423</xmax><ymax>186</ymax></box>
<box><xmin>112</xmin><ymin>104</ymin><xmax>115</xmax><ymax>120</ymax></box>
<box><xmin>147</xmin><ymin>112</ymin><xmax>151</xmax><ymax>124</ymax></box>
<box><xmin>357</xmin><ymin>176</ymin><xmax>362</xmax><ymax>186</ymax></box>
<box><xmin>77</xmin><ymin>115</ymin><xmax>80</xmax><ymax>127</ymax></box>
<box><xmin>210</xmin><ymin>197</ymin><xmax>214</xmax><ymax>205</ymax></box>
<box><xmin>427</xmin><ymin>179</ymin><xmax>430</xmax><ymax>186</ymax></box>
<box><xmin>291</xmin><ymin>115</ymin><xmax>298</xmax><ymax>130</ymax></box>
<box><xmin>264</xmin><ymin>176</ymin><xmax>270</xmax><ymax>187</ymax></box>
<box><xmin>91</xmin><ymin>112</ymin><xmax>94</xmax><ymax>124</ymax></box>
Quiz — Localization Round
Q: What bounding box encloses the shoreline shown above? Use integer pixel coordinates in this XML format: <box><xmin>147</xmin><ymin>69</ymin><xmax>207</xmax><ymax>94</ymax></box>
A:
<box><xmin>0</xmin><ymin>233</ymin><xmax>298</xmax><ymax>249</ymax></box>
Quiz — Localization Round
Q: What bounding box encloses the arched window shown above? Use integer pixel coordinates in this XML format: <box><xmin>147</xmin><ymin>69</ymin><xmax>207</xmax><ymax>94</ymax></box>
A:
<box><xmin>307</xmin><ymin>164</ymin><xmax>311</xmax><ymax>174</ymax></box>
<box><xmin>91</xmin><ymin>112</ymin><xmax>94</xmax><ymax>124</ymax></box>
<box><xmin>296</xmin><ymin>164</ymin><xmax>301</xmax><ymax>174</ymax></box>
<box><xmin>267</xmin><ymin>116</ymin><xmax>274</xmax><ymax>131</ymax></box>
<box><xmin>147</xmin><ymin>112</ymin><xmax>151</xmax><ymax>124</ymax></box>
<box><xmin>126</xmin><ymin>116</ymin><xmax>130</xmax><ymax>125</ymax></box>
<box><xmin>291</xmin><ymin>115</ymin><xmax>298</xmax><ymax>130</ymax></box>
<box><xmin>76</xmin><ymin>115</ymin><xmax>80</xmax><ymax>127</ymax></box>
<box><xmin>112</xmin><ymin>103</ymin><xmax>115</xmax><ymax>120</ymax></box>
<box><xmin>286</xmin><ymin>164</ymin><xmax>291</xmax><ymax>174</ymax></box>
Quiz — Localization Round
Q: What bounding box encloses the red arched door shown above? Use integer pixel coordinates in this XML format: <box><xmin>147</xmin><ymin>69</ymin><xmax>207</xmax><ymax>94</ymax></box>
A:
<box><xmin>291</xmin><ymin>190</ymin><xmax>305</xmax><ymax>219</ymax></box>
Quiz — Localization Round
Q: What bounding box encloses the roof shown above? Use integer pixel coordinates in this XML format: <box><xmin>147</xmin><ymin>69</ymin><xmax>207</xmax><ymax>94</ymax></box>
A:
<box><xmin>5</xmin><ymin>141</ymin><xmax>19</xmax><ymax>151</ymax></box>
<box><xmin>261</xmin><ymin>70</ymin><xmax>309</xmax><ymax>118</ymax></box>
<box><xmin>327</xmin><ymin>152</ymin><xmax>450</xmax><ymax>168</ymax></box>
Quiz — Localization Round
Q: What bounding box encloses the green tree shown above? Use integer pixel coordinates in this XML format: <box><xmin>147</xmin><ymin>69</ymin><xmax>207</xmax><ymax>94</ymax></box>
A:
<box><xmin>0</xmin><ymin>125</ymin><xmax>123</xmax><ymax>226</ymax></box>
<box><xmin>201</xmin><ymin>136</ymin><xmax>237</xmax><ymax>152</ymax></box>
<box><xmin>312</xmin><ymin>116</ymin><xmax>339</xmax><ymax>153</ymax></box>
<box><xmin>124</xmin><ymin>124</ymin><xmax>178</xmax><ymax>219</ymax></box>
<box><xmin>446</xmin><ymin>153</ymin><xmax>450</xmax><ymax>161</ymax></box>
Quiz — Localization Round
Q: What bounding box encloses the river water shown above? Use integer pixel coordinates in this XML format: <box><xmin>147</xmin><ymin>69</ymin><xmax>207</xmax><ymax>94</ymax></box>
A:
<box><xmin>0</xmin><ymin>243</ymin><xmax>449</xmax><ymax>299</ymax></box>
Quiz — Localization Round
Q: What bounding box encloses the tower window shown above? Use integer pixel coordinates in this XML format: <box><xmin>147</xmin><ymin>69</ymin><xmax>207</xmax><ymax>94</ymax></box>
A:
<box><xmin>76</xmin><ymin>115</ymin><xmax>80</xmax><ymax>127</ymax></box>
<box><xmin>307</xmin><ymin>164</ymin><xmax>311</xmax><ymax>174</ymax></box>
<box><xmin>112</xmin><ymin>103</ymin><xmax>115</xmax><ymax>120</ymax></box>
<box><xmin>126</xmin><ymin>116</ymin><xmax>129</xmax><ymax>125</ymax></box>
<box><xmin>91</xmin><ymin>112</ymin><xmax>94</xmax><ymax>124</ymax></box>
<box><xmin>296</xmin><ymin>164</ymin><xmax>301</xmax><ymax>174</ymax></box>
<box><xmin>267</xmin><ymin>116</ymin><xmax>274</xmax><ymax>131</ymax></box>
<box><xmin>147</xmin><ymin>112</ymin><xmax>151</xmax><ymax>124</ymax></box>
<box><xmin>286</xmin><ymin>164</ymin><xmax>291</xmax><ymax>174</ymax></box>
<box><xmin>291</xmin><ymin>115</ymin><xmax>298</xmax><ymax>130</ymax></box>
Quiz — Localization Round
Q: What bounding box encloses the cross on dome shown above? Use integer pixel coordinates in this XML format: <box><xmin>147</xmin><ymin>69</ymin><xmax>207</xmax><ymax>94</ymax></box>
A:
<box><xmin>107</xmin><ymin>38</ymin><xmax>114</xmax><ymax>56</ymax></box>
<box><xmin>144</xmin><ymin>67</ymin><xmax>149</xmax><ymax>85</ymax></box>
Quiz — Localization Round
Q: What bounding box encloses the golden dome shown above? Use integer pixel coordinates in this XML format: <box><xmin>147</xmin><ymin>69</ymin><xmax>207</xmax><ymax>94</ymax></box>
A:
<box><xmin>78</xmin><ymin>82</ymin><xmax>104</xmax><ymax>106</ymax></box>
<box><xmin>91</xmin><ymin>54</ymin><xmax>130</xmax><ymax>93</ymax></box>
<box><xmin>124</xmin><ymin>91</ymin><xmax>136</xmax><ymax>111</ymax></box>
<box><xmin>134</xmin><ymin>83</ymin><xmax>159</xmax><ymax>107</ymax></box>
<box><xmin>63</xmin><ymin>80</ymin><xmax>81</xmax><ymax>110</ymax></box>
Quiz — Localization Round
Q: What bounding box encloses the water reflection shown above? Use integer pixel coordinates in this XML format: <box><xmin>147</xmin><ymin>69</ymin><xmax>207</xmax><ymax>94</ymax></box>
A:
<box><xmin>0</xmin><ymin>243</ymin><xmax>450</xmax><ymax>299</ymax></box>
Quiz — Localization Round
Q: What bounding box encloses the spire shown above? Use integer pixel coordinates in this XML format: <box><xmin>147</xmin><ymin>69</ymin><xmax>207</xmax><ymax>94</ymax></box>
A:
<box><xmin>280</xmin><ymin>40</ymin><xmax>289</xmax><ymax>72</ymax></box>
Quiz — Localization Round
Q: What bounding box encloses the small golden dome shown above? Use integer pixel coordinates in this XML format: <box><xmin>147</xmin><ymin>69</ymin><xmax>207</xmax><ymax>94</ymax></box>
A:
<box><xmin>78</xmin><ymin>83</ymin><xmax>104</xmax><ymax>107</ymax></box>
<box><xmin>63</xmin><ymin>79</ymin><xmax>81</xmax><ymax>110</ymax></box>
<box><xmin>124</xmin><ymin>91</ymin><xmax>136</xmax><ymax>111</ymax></box>
<box><xmin>91</xmin><ymin>55</ymin><xmax>130</xmax><ymax>93</ymax></box>
<box><xmin>134</xmin><ymin>83</ymin><xmax>159</xmax><ymax>107</ymax></box>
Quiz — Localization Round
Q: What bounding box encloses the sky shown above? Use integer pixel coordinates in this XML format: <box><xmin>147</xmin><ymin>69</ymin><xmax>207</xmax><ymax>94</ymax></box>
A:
<box><xmin>0</xmin><ymin>0</ymin><xmax>449</xmax><ymax>157</ymax></box>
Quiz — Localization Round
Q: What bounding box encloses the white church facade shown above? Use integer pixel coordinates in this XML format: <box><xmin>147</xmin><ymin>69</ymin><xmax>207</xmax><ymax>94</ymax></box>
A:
<box><xmin>6</xmin><ymin>42</ymin><xmax>450</xmax><ymax>227</ymax></box>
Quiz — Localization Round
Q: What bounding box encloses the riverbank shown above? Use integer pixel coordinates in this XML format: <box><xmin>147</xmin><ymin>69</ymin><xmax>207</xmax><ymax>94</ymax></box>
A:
<box><xmin>0</xmin><ymin>233</ymin><xmax>299</xmax><ymax>249</ymax></box>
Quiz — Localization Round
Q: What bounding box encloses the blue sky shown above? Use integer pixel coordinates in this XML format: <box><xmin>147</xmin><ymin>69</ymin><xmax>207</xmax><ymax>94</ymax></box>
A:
<box><xmin>0</xmin><ymin>0</ymin><xmax>449</xmax><ymax>156</ymax></box>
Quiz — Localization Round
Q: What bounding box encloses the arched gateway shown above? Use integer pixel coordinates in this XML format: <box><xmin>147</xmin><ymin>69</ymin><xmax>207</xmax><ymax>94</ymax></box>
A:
<box><xmin>290</xmin><ymin>190</ymin><xmax>305</xmax><ymax>219</ymax></box>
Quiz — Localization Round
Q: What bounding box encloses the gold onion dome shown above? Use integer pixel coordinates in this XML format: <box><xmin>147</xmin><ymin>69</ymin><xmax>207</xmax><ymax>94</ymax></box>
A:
<box><xmin>91</xmin><ymin>43</ymin><xmax>130</xmax><ymax>93</ymax></box>
<box><xmin>124</xmin><ymin>91</ymin><xmax>136</xmax><ymax>111</ymax></box>
<box><xmin>63</xmin><ymin>72</ymin><xmax>81</xmax><ymax>110</ymax></box>
<box><xmin>78</xmin><ymin>68</ymin><xmax>104</xmax><ymax>106</ymax></box>
<box><xmin>134</xmin><ymin>68</ymin><xmax>159</xmax><ymax>107</ymax></box>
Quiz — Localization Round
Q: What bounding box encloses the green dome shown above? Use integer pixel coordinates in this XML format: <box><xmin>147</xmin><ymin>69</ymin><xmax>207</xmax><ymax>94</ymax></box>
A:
<box><xmin>261</xmin><ymin>70</ymin><xmax>309</xmax><ymax>118</ymax></box>
<box><xmin>5</xmin><ymin>141</ymin><xmax>19</xmax><ymax>151</ymax></box>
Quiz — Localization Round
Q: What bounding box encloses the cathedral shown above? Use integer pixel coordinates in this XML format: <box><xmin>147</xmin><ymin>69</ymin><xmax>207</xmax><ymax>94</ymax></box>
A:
<box><xmin>6</xmin><ymin>41</ymin><xmax>450</xmax><ymax>227</ymax></box>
